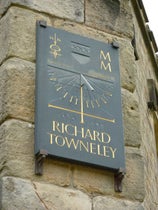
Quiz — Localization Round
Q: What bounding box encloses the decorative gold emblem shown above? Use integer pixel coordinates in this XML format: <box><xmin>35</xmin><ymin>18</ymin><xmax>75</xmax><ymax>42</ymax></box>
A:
<box><xmin>49</xmin><ymin>33</ymin><xmax>61</xmax><ymax>59</ymax></box>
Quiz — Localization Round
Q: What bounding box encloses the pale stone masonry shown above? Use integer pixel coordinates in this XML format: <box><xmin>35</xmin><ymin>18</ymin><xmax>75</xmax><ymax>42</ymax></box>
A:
<box><xmin>0</xmin><ymin>0</ymin><xmax>158</xmax><ymax>209</ymax></box>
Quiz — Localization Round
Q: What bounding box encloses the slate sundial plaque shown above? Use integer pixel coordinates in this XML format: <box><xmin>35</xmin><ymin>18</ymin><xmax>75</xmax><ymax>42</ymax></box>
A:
<box><xmin>35</xmin><ymin>21</ymin><xmax>125</xmax><ymax>192</ymax></box>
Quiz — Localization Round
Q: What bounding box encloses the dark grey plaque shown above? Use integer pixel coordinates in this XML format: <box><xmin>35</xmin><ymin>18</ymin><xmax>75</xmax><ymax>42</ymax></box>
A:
<box><xmin>35</xmin><ymin>21</ymin><xmax>125</xmax><ymax>173</ymax></box>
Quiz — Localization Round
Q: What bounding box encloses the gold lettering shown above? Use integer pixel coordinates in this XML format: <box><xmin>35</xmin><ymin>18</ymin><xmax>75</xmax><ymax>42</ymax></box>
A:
<box><xmin>74</xmin><ymin>126</ymin><xmax>85</xmax><ymax>138</ymax></box>
<box><xmin>110</xmin><ymin>147</ymin><xmax>117</xmax><ymax>158</ymax></box>
<box><xmin>50</xmin><ymin>121</ymin><xmax>116</xmax><ymax>159</ymax></box>
<box><xmin>84</xmin><ymin>129</ymin><xmax>93</xmax><ymax>140</ymax></box>
<box><xmin>100</xmin><ymin>61</ymin><xmax>112</xmax><ymax>72</ymax></box>
<box><xmin>52</xmin><ymin>121</ymin><xmax>61</xmax><ymax>133</ymax></box>
<box><xmin>101</xmin><ymin>132</ymin><xmax>111</xmax><ymax>143</ymax></box>
<box><xmin>103</xmin><ymin>146</ymin><xmax>110</xmax><ymax>157</ymax></box>
<box><xmin>79</xmin><ymin>141</ymin><xmax>89</xmax><ymax>152</ymax></box>
<box><xmin>97</xmin><ymin>144</ymin><xmax>104</xmax><ymax>156</ymax></box>
<box><xmin>48</xmin><ymin>132</ymin><xmax>55</xmax><ymax>144</ymax></box>
<box><xmin>65</xmin><ymin>124</ymin><xmax>76</xmax><ymax>136</ymax></box>
<box><xmin>93</xmin><ymin>130</ymin><xmax>101</xmax><ymax>142</ymax></box>
<box><xmin>100</xmin><ymin>50</ymin><xmax>112</xmax><ymax>72</ymax></box>
<box><xmin>55</xmin><ymin>135</ymin><xmax>65</xmax><ymax>147</ymax></box>
<box><xmin>90</xmin><ymin>143</ymin><xmax>97</xmax><ymax>154</ymax></box>
<box><xmin>65</xmin><ymin>137</ymin><xmax>79</xmax><ymax>150</ymax></box>
<box><xmin>100</xmin><ymin>50</ymin><xmax>111</xmax><ymax>62</ymax></box>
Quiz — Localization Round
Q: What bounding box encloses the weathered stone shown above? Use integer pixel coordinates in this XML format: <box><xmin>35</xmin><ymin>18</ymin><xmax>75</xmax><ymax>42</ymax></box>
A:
<box><xmin>0</xmin><ymin>176</ymin><xmax>92</xmax><ymax>210</ymax></box>
<box><xmin>0</xmin><ymin>58</ymin><xmax>35</xmax><ymax>123</ymax></box>
<box><xmin>0</xmin><ymin>7</ymin><xmax>52</xmax><ymax>64</ymax></box>
<box><xmin>73</xmin><ymin>147</ymin><xmax>145</xmax><ymax>201</ymax></box>
<box><xmin>122</xmin><ymin>147</ymin><xmax>145</xmax><ymax>201</ymax></box>
<box><xmin>34</xmin><ymin>181</ymin><xmax>92</xmax><ymax>210</ymax></box>
<box><xmin>73</xmin><ymin>165</ymin><xmax>114</xmax><ymax>195</ymax></box>
<box><xmin>0</xmin><ymin>119</ymin><xmax>35</xmax><ymax>178</ymax></box>
<box><xmin>85</xmin><ymin>0</ymin><xmax>133</xmax><ymax>38</ymax></box>
<box><xmin>0</xmin><ymin>119</ymin><xmax>71</xmax><ymax>186</ymax></box>
<box><xmin>0</xmin><ymin>0</ymin><xmax>84</xmax><ymax>22</ymax></box>
<box><xmin>119</xmin><ymin>40</ymin><xmax>137</xmax><ymax>92</ymax></box>
<box><xmin>122</xmin><ymin>88</ymin><xmax>141</xmax><ymax>147</ymax></box>
<box><xmin>0</xmin><ymin>176</ymin><xmax>45</xmax><ymax>210</ymax></box>
<box><xmin>93</xmin><ymin>196</ymin><xmax>144</xmax><ymax>210</ymax></box>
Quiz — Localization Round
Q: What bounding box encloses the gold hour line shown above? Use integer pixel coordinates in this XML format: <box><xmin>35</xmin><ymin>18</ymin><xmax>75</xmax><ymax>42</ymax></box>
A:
<box><xmin>95</xmin><ymin>99</ymin><xmax>100</xmax><ymax>107</ymax></box>
<box><xmin>75</xmin><ymin>98</ymin><xmax>78</xmax><ymax>105</ymax></box>
<box><xmin>48</xmin><ymin>103</ymin><xmax>115</xmax><ymax>123</ymax></box>
<box><xmin>56</xmin><ymin>86</ymin><xmax>62</xmax><ymax>91</ymax></box>
<box><xmin>70</xmin><ymin>96</ymin><xmax>74</xmax><ymax>102</ymax></box>
<box><xmin>86</xmin><ymin>100</ymin><xmax>89</xmax><ymax>108</ymax></box>
<box><xmin>104</xmin><ymin>92</ymin><xmax>112</xmax><ymax>97</ymax></box>
<box><xmin>63</xmin><ymin>92</ymin><xmax>68</xmax><ymax>98</ymax></box>
<box><xmin>50</xmin><ymin>78</ymin><xmax>57</xmax><ymax>81</ymax></box>
<box><xmin>80</xmin><ymin>86</ymin><xmax>84</xmax><ymax>123</ymax></box>
<box><xmin>101</xmin><ymin>98</ymin><xmax>107</xmax><ymax>104</ymax></box>
<box><xmin>91</xmin><ymin>101</ymin><xmax>94</xmax><ymax>109</ymax></box>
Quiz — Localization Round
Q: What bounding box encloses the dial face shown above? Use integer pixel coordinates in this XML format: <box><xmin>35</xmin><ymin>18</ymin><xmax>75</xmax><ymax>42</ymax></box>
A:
<box><xmin>48</xmin><ymin>66</ymin><xmax>115</xmax><ymax>124</ymax></box>
<box><xmin>35</xmin><ymin>23</ymin><xmax>125</xmax><ymax>172</ymax></box>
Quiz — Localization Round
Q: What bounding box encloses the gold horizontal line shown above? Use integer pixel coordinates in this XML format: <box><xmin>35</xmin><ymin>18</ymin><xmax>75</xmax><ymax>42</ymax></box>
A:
<box><xmin>48</xmin><ymin>103</ymin><xmax>115</xmax><ymax>123</ymax></box>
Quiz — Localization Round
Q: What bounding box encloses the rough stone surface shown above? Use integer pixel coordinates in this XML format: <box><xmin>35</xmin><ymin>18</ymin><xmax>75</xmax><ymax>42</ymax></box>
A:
<box><xmin>93</xmin><ymin>196</ymin><xmax>144</xmax><ymax>210</ymax></box>
<box><xmin>122</xmin><ymin>147</ymin><xmax>145</xmax><ymax>201</ymax></box>
<box><xmin>85</xmin><ymin>0</ymin><xmax>133</xmax><ymax>38</ymax></box>
<box><xmin>0</xmin><ymin>119</ymin><xmax>71</xmax><ymax>186</ymax></box>
<box><xmin>0</xmin><ymin>119</ymin><xmax>35</xmax><ymax>178</ymax></box>
<box><xmin>0</xmin><ymin>58</ymin><xmax>35</xmax><ymax>123</ymax></box>
<box><xmin>34</xmin><ymin>181</ymin><xmax>92</xmax><ymax>210</ymax></box>
<box><xmin>0</xmin><ymin>0</ymin><xmax>84</xmax><ymax>22</ymax></box>
<box><xmin>119</xmin><ymin>40</ymin><xmax>137</xmax><ymax>92</ymax></box>
<box><xmin>0</xmin><ymin>7</ymin><xmax>51</xmax><ymax>64</ymax></box>
<box><xmin>0</xmin><ymin>177</ymin><xmax>44</xmax><ymax>210</ymax></box>
<box><xmin>73</xmin><ymin>165</ymin><xmax>114</xmax><ymax>195</ymax></box>
<box><xmin>73</xmin><ymin>147</ymin><xmax>145</xmax><ymax>201</ymax></box>
<box><xmin>122</xmin><ymin>88</ymin><xmax>141</xmax><ymax>147</ymax></box>
<box><xmin>0</xmin><ymin>176</ymin><xmax>91</xmax><ymax>210</ymax></box>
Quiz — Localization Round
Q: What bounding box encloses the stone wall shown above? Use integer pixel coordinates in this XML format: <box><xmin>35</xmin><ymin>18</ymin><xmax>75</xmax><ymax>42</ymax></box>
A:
<box><xmin>0</xmin><ymin>0</ymin><xmax>158</xmax><ymax>209</ymax></box>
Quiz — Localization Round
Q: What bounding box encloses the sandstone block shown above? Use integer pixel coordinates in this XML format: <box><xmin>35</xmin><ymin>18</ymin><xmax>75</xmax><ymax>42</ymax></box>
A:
<box><xmin>93</xmin><ymin>196</ymin><xmax>144</xmax><ymax>210</ymax></box>
<box><xmin>0</xmin><ymin>119</ymin><xmax>71</xmax><ymax>186</ymax></box>
<box><xmin>0</xmin><ymin>176</ymin><xmax>92</xmax><ymax>210</ymax></box>
<box><xmin>73</xmin><ymin>165</ymin><xmax>114</xmax><ymax>195</ymax></box>
<box><xmin>85</xmin><ymin>0</ymin><xmax>133</xmax><ymax>38</ymax></box>
<box><xmin>122</xmin><ymin>147</ymin><xmax>145</xmax><ymax>201</ymax></box>
<box><xmin>122</xmin><ymin>89</ymin><xmax>141</xmax><ymax>147</ymax></box>
<box><xmin>34</xmin><ymin>181</ymin><xmax>92</xmax><ymax>210</ymax></box>
<box><xmin>0</xmin><ymin>176</ymin><xmax>45</xmax><ymax>210</ymax></box>
<box><xmin>73</xmin><ymin>147</ymin><xmax>145</xmax><ymax>201</ymax></box>
<box><xmin>0</xmin><ymin>0</ymin><xmax>84</xmax><ymax>22</ymax></box>
<box><xmin>0</xmin><ymin>7</ymin><xmax>51</xmax><ymax>64</ymax></box>
<box><xmin>0</xmin><ymin>58</ymin><xmax>35</xmax><ymax>123</ymax></box>
<box><xmin>119</xmin><ymin>40</ymin><xmax>137</xmax><ymax>92</ymax></box>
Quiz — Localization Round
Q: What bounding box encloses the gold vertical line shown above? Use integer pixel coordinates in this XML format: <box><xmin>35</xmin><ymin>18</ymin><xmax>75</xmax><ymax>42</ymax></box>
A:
<box><xmin>80</xmin><ymin>85</ymin><xmax>84</xmax><ymax>123</ymax></box>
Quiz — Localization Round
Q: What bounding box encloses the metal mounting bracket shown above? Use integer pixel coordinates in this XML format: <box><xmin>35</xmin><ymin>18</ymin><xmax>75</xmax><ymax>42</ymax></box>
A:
<box><xmin>114</xmin><ymin>168</ymin><xmax>125</xmax><ymax>192</ymax></box>
<box><xmin>112</xmin><ymin>41</ymin><xmax>119</xmax><ymax>49</ymax></box>
<box><xmin>35</xmin><ymin>149</ymin><xmax>48</xmax><ymax>175</ymax></box>
<box><xmin>37</xmin><ymin>20</ymin><xmax>47</xmax><ymax>28</ymax></box>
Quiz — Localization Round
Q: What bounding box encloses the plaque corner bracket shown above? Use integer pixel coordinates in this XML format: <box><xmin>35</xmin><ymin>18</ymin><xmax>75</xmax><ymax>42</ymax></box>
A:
<box><xmin>35</xmin><ymin>149</ymin><xmax>48</xmax><ymax>175</ymax></box>
<box><xmin>36</xmin><ymin>20</ymin><xmax>47</xmax><ymax>28</ymax></box>
<box><xmin>112</xmin><ymin>41</ymin><xmax>119</xmax><ymax>49</ymax></box>
<box><xmin>114</xmin><ymin>168</ymin><xmax>126</xmax><ymax>192</ymax></box>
